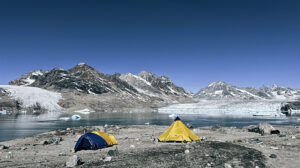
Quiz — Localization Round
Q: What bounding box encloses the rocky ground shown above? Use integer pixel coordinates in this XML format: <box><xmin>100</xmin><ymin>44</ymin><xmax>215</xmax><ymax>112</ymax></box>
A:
<box><xmin>0</xmin><ymin>125</ymin><xmax>299</xmax><ymax>168</ymax></box>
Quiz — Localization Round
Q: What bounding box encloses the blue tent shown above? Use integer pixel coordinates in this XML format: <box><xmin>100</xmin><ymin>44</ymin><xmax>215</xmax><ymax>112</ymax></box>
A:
<box><xmin>74</xmin><ymin>132</ymin><xmax>117</xmax><ymax>152</ymax></box>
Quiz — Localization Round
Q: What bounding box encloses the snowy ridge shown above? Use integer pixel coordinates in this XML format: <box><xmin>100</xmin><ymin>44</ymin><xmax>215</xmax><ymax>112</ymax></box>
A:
<box><xmin>0</xmin><ymin>85</ymin><xmax>62</xmax><ymax>111</ymax></box>
<box><xmin>195</xmin><ymin>81</ymin><xmax>300</xmax><ymax>101</ymax></box>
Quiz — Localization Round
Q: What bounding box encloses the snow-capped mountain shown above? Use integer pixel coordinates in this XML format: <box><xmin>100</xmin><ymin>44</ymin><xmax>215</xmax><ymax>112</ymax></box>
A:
<box><xmin>3</xmin><ymin>63</ymin><xmax>193</xmax><ymax>113</ymax></box>
<box><xmin>194</xmin><ymin>81</ymin><xmax>300</xmax><ymax>101</ymax></box>
<box><xmin>9</xmin><ymin>70</ymin><xmax>48</xmax><ymax>86</ymax></box>
<box><xmin>119</xmin><ymin>71</ymin><xmax>192</xmax><ymax>100</ymax></box>
<box><xmin>10</xmin><ymin>63</ymin><xmax>137</xmax><ymax>95</ymax></box>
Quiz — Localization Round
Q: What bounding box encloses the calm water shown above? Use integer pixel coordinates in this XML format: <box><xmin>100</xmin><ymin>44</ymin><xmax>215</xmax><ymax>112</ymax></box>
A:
<box><xmin>0</xmin><ymin>112</ymin><xmax>300</xmax><ymax>142</ymax></box>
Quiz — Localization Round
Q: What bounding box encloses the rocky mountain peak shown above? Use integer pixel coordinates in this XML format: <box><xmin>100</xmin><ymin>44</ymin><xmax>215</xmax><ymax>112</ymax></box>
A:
<box><xmin>208</xmin><ymin>81</ymin><xmax>228</xmax><ymax>87</ymax></box>
<box><xmin>138</xmin><ymin>70</ymin><xmax>158</xmax><ymax>83</ymax></box>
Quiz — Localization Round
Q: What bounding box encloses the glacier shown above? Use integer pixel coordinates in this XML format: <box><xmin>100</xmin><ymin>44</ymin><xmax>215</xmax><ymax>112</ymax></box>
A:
<box><xmin>158</xmin><ymin>100</ymin><xmax>286</xmax><ymax>118</ymax></box>
<box><xmin>0</xmin><ymin>85</ymin><xmax>62</xmax><ymax>112</ymax></box>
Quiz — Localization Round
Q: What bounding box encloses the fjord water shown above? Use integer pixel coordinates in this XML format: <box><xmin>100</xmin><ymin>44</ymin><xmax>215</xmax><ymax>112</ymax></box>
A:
<box><xmin>1</xmin><ymin>112</ymin><xmax>300</xmax><ymax>142</ymax></box>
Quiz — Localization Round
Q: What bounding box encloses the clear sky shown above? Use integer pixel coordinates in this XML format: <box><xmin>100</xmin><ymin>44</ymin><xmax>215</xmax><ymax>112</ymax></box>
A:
<box><xmin>0</xmin><ymin>0</ymin><xmax>299</xmax><ymax>92</ymax></box>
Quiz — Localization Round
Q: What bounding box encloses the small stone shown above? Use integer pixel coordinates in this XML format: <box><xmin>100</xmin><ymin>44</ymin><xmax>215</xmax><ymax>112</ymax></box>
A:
<box><xmin>6</xmin><ymin>152</ymin><xmax>13</xmax><ymax>159</ymax></box>
<box><xmin>21</xmin><ymin>147</ymin><xmax>27</xmax><ymax>150</ymax></box>
<box><xmin>269</xmin><ymin>154</ymin><xmax>277</xmax><ymax>158</ymax></box>
<box><xmin>103</xmin><ymin>156</ymin><xmax>112</xmax><ymax>162</ymax></box>
<box><xmin>184</xmin><ymin>149</ymin><xmax>190</xmax><ymax>154</ymax></box>
<box><xmin>59</xmin><ymin>153</ymin><xmax>66</xmax><ymax>156</ymax></box>
<box><xmin>292</xmin><ymin>136</ymin><xmax>296</xmax><ymax>139</ymax></box>
<box><xmin>224</xmin><ymin>163</ymin><xmax>232</xmax><ymax>168</ymax></box>
<box><xmin>108</xmin><ymin>150</ymin><xmax>118</xmax><ymax>156</ymax></box>
<box><xmin>270</xmin><ymin>146</ymin><xmax>279</xmax><ymax>150</ymax></box>
<box><xmin>66</xmin><ymin>155</ymin><xmax>82</xmax><ymax>167</ymax></box>
<box><xmin>233</xmin><ymin>140</ymin><xmax>239</xmax><ymax>143</ymax></box>
<box><xmin>130</xmin><ymin>145</ymin><xmax>135</xmax><ymax>148</ymax></box>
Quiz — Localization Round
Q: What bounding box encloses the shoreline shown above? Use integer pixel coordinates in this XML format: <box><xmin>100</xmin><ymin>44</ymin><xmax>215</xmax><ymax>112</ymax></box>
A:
<box><xmin>0</xmin><ymin>125</ymin><xmax>299</xmax><ymax>167</ymax></box>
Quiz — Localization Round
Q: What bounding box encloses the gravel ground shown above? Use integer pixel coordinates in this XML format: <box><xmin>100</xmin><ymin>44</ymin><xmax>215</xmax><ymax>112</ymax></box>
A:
<box><xmin>0</xmin><ymin>125</ymin><xmax>299</xmax><ymax>168</ymax></box>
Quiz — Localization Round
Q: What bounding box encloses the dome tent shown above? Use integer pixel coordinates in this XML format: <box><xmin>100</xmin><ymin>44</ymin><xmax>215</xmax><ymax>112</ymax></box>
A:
<box><xmin>74</xmin><ymin>131</ymin><xmax>117</xmax><ymax>152</ymax></box>
<box><xmin>158</xmin><ymin>116</ymin><xmax>201</xmax><ymax>142</ymax></box>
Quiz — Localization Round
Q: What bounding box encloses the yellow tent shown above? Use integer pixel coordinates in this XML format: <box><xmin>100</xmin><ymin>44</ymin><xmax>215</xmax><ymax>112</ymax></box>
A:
<box><xmin>91</xmin><ymin>131</ymin><xmax>118</xmax><ymax>145</ymax></box>
<box><xmin>158</xmin><ymin>117</ymin><xmax>201</xmax><ymax>142</ymax></box>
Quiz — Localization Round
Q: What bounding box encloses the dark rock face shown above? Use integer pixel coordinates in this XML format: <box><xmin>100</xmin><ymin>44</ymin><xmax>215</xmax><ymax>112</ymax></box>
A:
<box><xmin>0</xmin><ymin>88</ymin><xmax>20</xmax><ymax>113</ymax></box>
<box><xmin>280</xmin><ymin>101</ymin><xmax>300</xmax><ymax>116</ymax></box>
<box><xmin>9</xmin><ymin>70</ymin><xmax>47</xmax><ymax>86</ymax></box>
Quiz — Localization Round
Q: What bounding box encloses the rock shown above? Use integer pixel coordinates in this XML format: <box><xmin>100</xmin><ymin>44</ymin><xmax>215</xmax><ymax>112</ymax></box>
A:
<box><xmin>247</xmin><ymin>125</ymin><xmax>260</xmax><ymax>133</ymax></box>
<box><xmin>130</xmin><ymin>145</ymin><xmax>135</xmax><ymax>148</ymax></box>
<box><xmin>0</xmin><ymin>145</ymin><xmax>8</xmax><ymax>150</ymax></box>
<box><xmin>52</xmin><ymin>137</ymin><xmax>63</xmax><ymax>144</ymax></box>
<box><xmin>271</xmin><ymin>130</ymin><xmax>280</xmax><ymax>134</ymax></box>
<box><xmin>66</xmin><ymin>128</ymin><xmax>71</xmax><ymax>131</ymax></box>
<box><xmin>184</xmin><ymin>149</ymin><xmax>190</xmax><ymax>154</ymax></box>
<box><xmin>103</xmin><ymin>156</ymin><xmax>112</xmax><ymax>162</ymax></box>
<box><xmin>66</xmin><ymin>155</ymin><xmax>82</xmax><ymax>167</ymax></box>
<box><xmin>269</xmin><ymin>154</ymin><xmax>277</xmax><ymax>158</ymax></box>
<box><xmin>108</xmin><ymin>150</ymin><xmax>118</xmax><ymax>156</ymax></box>
<box><xmin>292</xmin><ymin>136</ymin><xmax>296</xmax><ymax>139</ymax></box>
<box><xmin>279</xmin><ymin>134</ymin><xmax>286</xmax><ymax>137</ymax></box>
<box><xmin>21</xmin><ymin>147</ymin><xmax>27</xmax><ymax>150</ymax></box>
<box><xmin>224</xmin><ymin>163</ymin><xmax>232</xmax><ymax>168</ymax></box>
<box><xmin>40</xmin><ymin>140</ymin><xmax>49</xmax><ymax>145</ymax></box>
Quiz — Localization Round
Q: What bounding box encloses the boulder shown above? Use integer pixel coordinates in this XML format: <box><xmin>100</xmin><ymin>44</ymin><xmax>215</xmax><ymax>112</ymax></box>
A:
<box><xmin>258</xmin><ymin>123</ymin><xmax>275</xmax><ymax>135</ymax></box>
<box><xmin>66</xmin><ymin>155</ymin><xmax>82</xmax><ymax>167</ymax></box>
<box><xmin>0</xmin><ymin>144</ymin><xmax>8</xmax><ymax>150</ymax></box>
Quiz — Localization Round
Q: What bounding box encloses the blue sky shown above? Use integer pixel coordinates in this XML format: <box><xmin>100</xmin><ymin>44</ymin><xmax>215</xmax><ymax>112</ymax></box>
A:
<box><xmin>0</xmin><ymin>0</ymin><xmax>299</xmax><ymax>92</ymax></box>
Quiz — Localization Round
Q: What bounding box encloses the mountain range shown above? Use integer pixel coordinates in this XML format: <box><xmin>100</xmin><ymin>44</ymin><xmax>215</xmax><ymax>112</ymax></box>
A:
<box><xmin>1</xmin><ymin>63</ymin><xmax>299</xmax><ymax>114</ymax></box>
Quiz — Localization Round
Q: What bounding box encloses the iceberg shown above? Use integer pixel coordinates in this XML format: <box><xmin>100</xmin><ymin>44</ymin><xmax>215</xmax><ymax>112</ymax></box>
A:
<box><xmin>71</xmin><ymin>115</ymin><xmax>81</xmax><ymax>120</ymax></box>
<box><xmin>0</xmin><ymin>110</ymin><xmax>7</xmax><ymax>115</ymax></box>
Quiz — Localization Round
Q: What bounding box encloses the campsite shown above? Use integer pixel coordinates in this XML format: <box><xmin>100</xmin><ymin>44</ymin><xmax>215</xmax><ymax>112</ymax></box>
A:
<box><xmin>0</xmin><ymin>119</ymin><xmax>300</xmax><ymax>168</ymax></box>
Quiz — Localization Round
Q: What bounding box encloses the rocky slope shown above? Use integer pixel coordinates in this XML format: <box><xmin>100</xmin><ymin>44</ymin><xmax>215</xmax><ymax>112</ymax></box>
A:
<box><xmin>1</xmin><ymin>63</ymin><xmax>193</xmax><ymax>114</ymax></box>
<box><xmin>194</xmin><ymin>81</ymin><xmax>300</xmax><ymax>101</ymax></box>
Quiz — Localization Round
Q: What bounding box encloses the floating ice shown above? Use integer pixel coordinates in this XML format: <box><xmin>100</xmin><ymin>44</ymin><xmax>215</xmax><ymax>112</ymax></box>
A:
<box><xmin>71</xmin><ymin>115</ymin><xmax>81</xmax><ymax>120</ymax></box>
<box><xmin>74</xmin><ymin>108</ymin><xmax>95</xmax><ymax>114</ymax></box>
